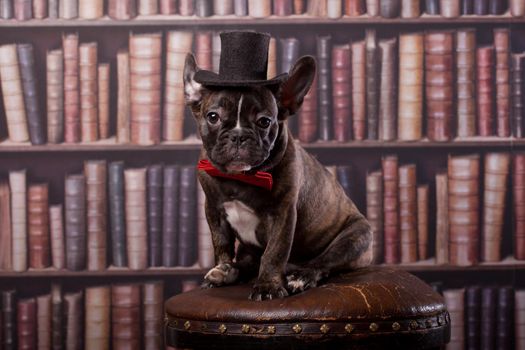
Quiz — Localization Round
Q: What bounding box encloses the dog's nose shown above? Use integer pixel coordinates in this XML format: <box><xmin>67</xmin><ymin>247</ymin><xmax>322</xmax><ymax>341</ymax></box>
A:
<box><xmin>230</xmin><ymin>132</ymin><xmax>248</xmax><ymax>145</ymax></box>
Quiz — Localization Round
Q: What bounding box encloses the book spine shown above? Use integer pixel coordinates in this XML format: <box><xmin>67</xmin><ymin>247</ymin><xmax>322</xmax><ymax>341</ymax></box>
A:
<box><xmin>267</xmin><ymin>36</ymin><xmax>276</xmax><ymax>78</ymax></box>
<box><xmin>160</xmin><ymin>0</ymin><xmax>177</xmax><ymax>14</ymax></box>
<box><xmin>63</xmin><ymin>33</ymin><xmax>80</xmax><ymax>143</ymax></box>
<box><xmin>59</xmin><ymin>0</ymin><xmax>78</xmax><ymax>18</ymax></box>
<box><xmin>317</xmin><ymin>35</ymin><xmax>332</xmax><ymax>141</ymax></box>
<box><xmin>0</xmin><ymin>182</ymin><xmax>12</xmax><ymax>270</ymax></box>
<box><xmin>326</xmin><ymin>0</ymin><xmax>342</xmax><ymax>18</ymax></box>
<box><xmin>51</xmin><ymin>284</ymin><xmax>63</xmax><ymax>350</ymax></box>
<box><xmin>79</xmin><ymin>42</ymin><xmax>98</xmax><ymax>143</ymax></box>
<box><xmin>399</xmin><ymin>164</ymin><xmax>417</xmax><ymax>263</ymax></box>
<box><xmin>214</xmin><ymin>0</ymin><xmax>234</xmax><ymax>15</ymax></box>
<box><xmin>64</xmin><ymin>291</ymin><xmax>83</xmax><ymax>350</ymax></box>
<box><xmin>17</xmin><ymin>298</ymin><xmax>37</xmax><ymax>350</ymax></box>
<box><xmin>33</xmin><ymin>0</ymin><xmax>47</xmax><ymax>18</ymax></box>
<box><xmin>435</xmin><ymin>173</ymin><xmax>449</xmax><ymax>264</ymax></box>
<box><xmin>178</xmin><ymin>166</ymin><xmax>197</xmax><ymax>267</ymax></box>
<box><xmin>332</xmin><ymin>44</ymin><xmax>351</xmax><ymax>142</ymax></box>
<box><xmin>444</xmin><ymin>289</ymin><xmax>465</xmax><ymax>350</ymax></box>
<box><xmin>163</xmin><ymin>165</ymin><xmax>180</xmax><ymax>267</ymax></box>
<box><xmin>143</xmin><ymin>281</ymin><xmax>164</xmax><ymax>350</ymax></box>
<box><xmin>0</xmin><ymin>0</ymin><xmax>13</xmax><ymax>19</ymax></box>
<box><xmin>178</xmin><ymin>0</ymin><xmax>194</xmax><ymax>15</ymax></box>
<box><xmin>280</xmin><ymin>37</ymin><xmax>300</xmax><ymax>75</ymax></box>
<box><xmin>46</xmin><ymin>49</ymin><xmax>64</xmax><ymax>144</ymax></box>
<box><xmin>378</xmin><ymin>38</ymin><xmax>397</xmax><ymax>141</ymax></box>
<box><xmin>456</xmin><ymin>28</ymin><xmax>477</xmax><ymax>138</ymax></box>
<box><xmin>111</xmin><ymin>284</ymin><xmax>141</xmax><ymax>350</ymax></box>
<box><xmin>496</xmin><ymin>287</ymin><xmax>514</xmax><ymax>349</ymax></box>
<box><xmin>196</xmin><ymin>31</ymin><xmax>212</xmax><ymax>71</ymax></box>
<box><xmin>489</xmin><ymin>0</ymin><xmax>507</xmax><ymax>14</ymax></box>
<box><xmin>125</xmin><ymin>168</ymin><xmax>148</xmax><ymax>270</ymax></box>
<box><xmin>196</xmin><ymin>0</ymin><xmax>213</xmax><ymax>16</ymax></box>
<box><xmin>477</xmin><ymin>46</ymin><xmax>495</xmax><ymax>136</ymax></box>
<box><xmin>64</xmin><ymin>175</ymin><xmax>86</xmax><ymax>271</ymax></box>
<box><xmin>98</xmin><ymin>64</ymin><xmax>110</xmax><ymax>139</ymax></box>
<box><xmin>234</xmin><ymin>0</ymin><xmax>248</xmax><ymax>15</ymax></box>
<box><xmin>148</xmin><ymin>164</ymin><xmax>164</xmax><ymax>267</ymax></box>
<box><xmin>417</xmin><ymin>184</ymin><xmax>429</xmax><ymax>260</ymax></box>
<box><xmin>14</xmin><ymin>0</ymin><xmax>32</xmax><ymax>20</ymax></box>
<box><xmin>511</xmin><ymin>0</ymin><xmax>525</xmax><ymax>15</ymax></box>
<box><xmin>380</xmin><ymin>0</ymin><xmax>400</xmax><ymax>17</ymax></box>
<box><xmin>366</xmin><ymin>0</ymin><xmax>379</xmax><ymax>15</ymax></box>
<box><xmin>28</xmin><ymin>183</ymin><xmax>51</xmax><ymax>269</ymax></box>
<box><xmin>424</xmin><ymin>0</ymin><xmax>440</xmax><ymax>14</ymax></box>
<box><xmin>516</xmin><ymin>290</ymin><xmax>525</xmax><ymax>350</ymax></box>
<box><xmin>401</xmin><ymin>0</ymin><xmax>421</xmax><ymax>17</ymax></box>
<box><xmin>109</xmin><ymin>161</ymin><xmax>127</xmax><ymax>267</ymax></box>
<box><xmin>2</xmin><ymin>290</ymin><xmax>16</xmax><ymax>350</ymax></box>
<box><xmin>494</xmin><ymin>28</ymin><xmax>511</xmax><ymax>137</ymax></box>
<box><xmin>49</xmin><ymin>205</ymin><xmax>65</xmax><ymax>270</ymax></box>
<box><xmin>274</xmin><ymin>0</ymin><xmax>293</xmax><ymax>15</ymax></box>
<box><xmin>116</xmin><ymin>50</ymin><xmax>131</xmax><ymax>143</ymax></box>
<box><xmin>138</xmin><ymin>0</ymin><xmax>158</xmax><ymax>15</ymax></box>
<box><xmin>465</xmin><ymin>286</ymin><xmax>481</xmax><ymax>350</ymax></box>
<box><xmin>249</xmin><ymin>0</ymin><xmax>271</xmax><ymax>17</ymax></box>
<box><xmin>36</xmin><ymin>294</ymin><xmax>52</xmax><ymax>350</ymax></box>
<box><xmin>382</xmin><ymin>155</ymin><xmax>399</xmax><ymax>264</ymax></box>
<box><xmin>351</xmin><ymin>41</ymin><xmax>366</xmax><ymax>140</ymax></box>
<box><xmin>462</xmin><ymin>0</ymin><xmax>474</xmax><ymax>13</ymax></box>
<box><xmin>9</xmin><ymin>170</ymin><xmax>27</xmax><ymax>272</ymax></box>
<box><xmin>108</xmin><ymin>0</ymin><xmax>138</xmax><ymax>19</ymax></box>
<box><xmin>440</xmin><ymin>0</ymin><xmax>461</xmax><ymax>17</ymax></box>
<box><xmin>514</xmin><ymin>153</ymin><xmax>525</xmax><ymax>260</ymax></box>
<box><xmin>345</xmin><ymin>0</ymin><xmax>365</xmax><ymax>15</ymax></box>
<box><xmin>366</xmin><ymin>30</ymin><xmax>379</xmax><ymax>140</ymax></box>
<box><xmin>366</xmin><ymin>171</ymin><xmax>383</xmax><ymax>264</ymax></box>
<box><xmin>85</xmin><ymin>286</ymin><xmax>110</xmax><ymax>349</ymax></box>
<box><xmin>481</xmin><ymin>287</ymin><xmax>497</xmax><ymax>349</ymax></box>
<box><xmin>512</xmin><ymin>53</ymin><xmax>525</xmax><ymax>138</ymax></box>
<box><xmin>197</xmin><ymin>181</ymin><xmax>214</xmax><ymax>268</ymax></box>
<box><xmin>474</xmin><ymin>0</ymin><xmax>489</xmax><ymax>14</ymax></box>
<box><xmin>298</xmin><ymin>69</ymin><xmax>318</xmax><ymax>143</ymax></box>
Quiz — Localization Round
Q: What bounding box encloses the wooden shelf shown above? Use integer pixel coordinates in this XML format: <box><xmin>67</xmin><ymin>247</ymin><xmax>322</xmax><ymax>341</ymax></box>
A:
<box><xmin>0</xmin><ymin>267</ymin><xmax>208</xmax><ymax>278</ymax></box>
<box><xmin>0</xmin><ymin>14</ymin><xmax>522</xmax><ymax>28</ymax></box>
<box><xmin>393</xmin><ymin>256</ymin><xmax>525</xmax><ymax>272</ymax></box>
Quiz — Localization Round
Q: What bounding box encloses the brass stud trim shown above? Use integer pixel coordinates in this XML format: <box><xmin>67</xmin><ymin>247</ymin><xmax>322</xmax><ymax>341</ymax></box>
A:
<box><xmin>218</xmin><ymin>324</ymin><xmax>227</xmax><ymax>334</ymax></box>
<box><xmin>345</xmin><ymin>324</ymin><xmax>354</xmax><ymax>333</ymax></box>
<box><xmin>320</xmin><ymin>324</ymin><xmax>330</xmax><ymax>334</ymax></box>
<box><xmin>241</xmin><ymin>324</ymin><xmax>250</xmax><ymax>334</ymax></box>
<box><xmin>410</xmin><ymin>321</ymin><xmax>419</xmax><ymax>330</ymax></box>
<box><xmin>392</xmin><ymin>322</ymin><xmax>401</xmax><ymax>331</ymax></box>
<box><xmin>369</xmin><ymin>323</ymin><xmax>379</xmax><ymax>332</ymax></box>
<box><xmin>292</xmin><ymin>324</ymin><xmax>302</xmax><ymax>334</ymax></box>
<box><xmin>267</xmin><ymin>326</ymin><xmax>276</xmax><ymax>334</ymax></box>
<box><xmin>184</xmin><ymin>321</ymin><xmax>191</xmax><ymax>330</ymax></box>
<box><xmin>201</xmin><ymin>323</ymin><xmax>208</xmax><ymax>330</ymax></box>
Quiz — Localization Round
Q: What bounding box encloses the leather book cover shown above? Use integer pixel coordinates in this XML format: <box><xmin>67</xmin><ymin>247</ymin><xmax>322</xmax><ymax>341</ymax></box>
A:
<box><xmin>17</xmin><ymin>43</ymin><xmax>44</xmax><ymax>145</ymax></box>
<box><xmin>417</xmin><ymin>184</ymin><xmax>429</xmax><ymax>260</ymax></box>
<box><xmin>477</xmin><ymin>46</ymin><xmax>495</xmax><ymax>137</ymax></box>
<box><xmin>196</xmin><ymin>0</ymin><xmax>213</xmax><ymax>16</ymax></box>
<box><xmin>462</xmin><ymin>0</ymin><xmax>474</xmax><ymax>13</ymax></box>
<box><xmin>79</xmin><ymin>42</ymin><xmax>98</xmax><ymax>143</ymax></box>
<box><xmin>214</xmin><ymin>0</ymin><xmax>234</xmax><ymax>15</ymax></box>
<box><xmin>62</xmin><ymin>32</ymin><xmax>80</xmax><ymax>144</ymax></box>
<box><xmin>51</xmin><ymin>284</ymin><xmax>63</xmax><ymax>350</ymax></box>
<box><xmin>332</xmin><ymin>44</ymin><xmax>351</xmax><ymax>142</ymax></box>
<box><xmin>444</xmin><ymin>289</ymin><xmax>465</xmax><ymax>350</ymax></box>
<box><xmin>494</xmin><ymin>28</ymin><xmax>511</xmax><ymax>137</ymax></box>
<box><xmin>0</xmin><ymin>44</ymin><xmax>29</xmax><ymax>142</ymax></box>
<box><xmin>489</xmin><ymin>0</ymin><xmax>507</xmax><ymax>14</ymax></box>
<box><xmin>109</xmin><ymin>161</ymin><xmax>127</xmax><ymax>267</ymax></box>
<box><xmin>448</xmin><ymin>154</ymin><xmax>480</xmax><ymax>266</ymax></box>
<box><xmin>64</xmin><ymin>174</ymin><xmax>86</xmax><ymax>271</ymax></box>
<box><xmin>456</xmin><ymin>28</ymin><xmax>476</xmax><ymax>138</ymax></box>
<box><xmin>327</xmin><ymin>0</ymin><xmax>342</xmax><ymax>18</ymax></box>
<box><xmin>512</xmin><ymin>53</ymin><xmax>525</xmax><ymax>138</ymax></box>
<box><xmin>129</xmin><ymin>32</ymin><xmax>162</xmax><ymax>146</ymax></box>
<box><xmin>162</xmin><ymin>166</ymin><xmax>179</xmax><ymax>266</ymax></box>
<box><xmin>108</xmin><ymin>0</ymin><xmax>137</xmax><ymax>19</ymax></box>
<box><xmin>366</xmin><ymin>30</ymin><xmax>379</xmax><ymax>140</ymax></box>
<box><xmin>196</xmin><ymin>31</ymin><xmax>212</xmax><ymax>71</ymax></box>
<box><xmin>379</xmin><ymin>38</ymin><xmax>397</xmax><ymax>141</ymax></box>
<box><xmin>317</xmin><ymin>35</ymin><xmax>333</xmax><ymax>141</ymax></box>
<box><xmin>2</xmin><ymin>290</ymin><xmax>16</xmax><ymax>350</ymax></box>
<box><xmin>424</xmin><ymin>0</ymin><xmax>440</xmax><ymax>14</ymax></box>
<box><xmin>84</xmin><ymin>160</ymin><xmax>108</xmax><ymax>271</ymax></box>
<box><xmin>465</xmin><ymin>286</ymin><xmax>481</xmax><ymax>350</ymax></box>
<box><xmin>351</xmin><ymin>40</ymin><xmax>366</xmax><ymax>141</ymax></box>
<box><xmin>401</xmin><ymin>0</ymin><xmax>421</xmax><ymax>17</ymax></box>
<box><xmin>382</xmin><ymin>155</ymin><xmax>399</xmax><ymax>264</ymax></box>
<box><xmin>511</xmin><ymin>0</ymin><xmax>525</xmax><ymax>15</ymax></box>
<box><xmin>178</xmin><ymin>166</ymin><xmax>197</xmax><ymax>267</ymax></box>
<box><xmin>267</xmin><ymin>36</ymin><xmax>276</xmax><ymax>78</ymax></box>
<box><xmin>197</xmin><ymin>182</ymin><xmax>214</xmax><ymax>269</ymax></box>
<box><xmin>138</xmin><ymin>0</ymin><xmax>158</xmax><ymax>14</ymax></box>
<box><xmin>179</xmin><ymin>0</ymin><xmax>195</xmax><ymax>15</ymax></box>
<box><xmin>17</xmin><ymin>298</ymin><xmax>36</xmax><ymax>350</ymax></box>
<box><xmin>298</xmin><ymin>71</ymin><xmax>318</xmax><ymax>143</ymax></box>
<box><xmin>0</xmin><ymin>0</ymin><xmax>13</xmax><ymax>19</ymax></box>
<box><xmin>514</xmin><ymin>153</ymin><xmax>525</xmax><ymax>260</ymax></box>
<box><xmin>46</xmin><ymin>49</ymin><xmax>64</xmax><ymax>144</ymax></box>
<box><xmin>496</xmin><ymin>286</ymin><xmax>514</xmax><ymax>349</ymax></box>
<box><xmin>366</xmin><ymin>0</ymin><xmax>379</xmax><ymax>16</ymax></box>
<box><xmin>280</xmin><ymin>38</ymin><xmax>300</xmax><ymax>137</ymax></box>
<box><xmin>366</xmin><ymin>171</ymin><xmax>383</xmax><ymax>264</ymax></box>
<box><xmin>64</xmin><ymin>291</ymin><xmax>83</xmax><ymax>350</ymax></box>
<box><xmin>164</xmin><ymin>31</ymin><xmax>193</xmax><ymax>142</ymax></box>
<box><xmin>516</xmin><ymin>290</ymin><xmax>525</xmax><ymax>350</ymax></box>
<box><xmin>307</xmin><ymin>0</ymin><xmax>327</xmax><ymax>16</ymax></box>
<box><xmin>160</xmin><ymin>0</ymin><xmax>177</xmax><ymax>14</ymax></box>
<box><xmin>117</xmin><ymin>50</ymin><xmax>130</xmax><ymax>143</ymax></box>
<box><xmin>435</xmin><ymin>173</ymin><xmax>449</xmax><ymax>264</ymax></box>
<box><xmin>33</xmin><ymin>0</ymin><xmax>47</xmax><ymax>18</ymax></box>
<box><xmin>441</xmin><ymin>0</ymin><xmax>461</xmax><ymax>17</ymax></box>
<box><xmin>399</xmin><ymin>164</ymin><xmax>417</xmax><ymax>263</ymax></box>
<box><xmin>98</xmin><ymin>64</ymin><xmax>110</xmax><ymax>139</ymax></box>
<box><xmin>474</xmin><ymin>0</ymin><xmax>488</xmax><ymax>15</ymax></box>
<box><xmin>85</xmin><ymin>286</ymin><xmax>110</xmax><ymax>349</ymax></box>
<box><xmin>9</xmin><ymin>170</ymin><xmax>27</xmax><ymax>272</ymax></box>
<box><xmin>0</xmin><ymin>182</ymin><xmax>12</xmax><ymax>270</ymax></box>
<box><xmin>234</xmin><ymin>0</ymin><xmax>248</xmax><ymax>15</ymax></box>
<box><xmin>398</xmin><ymin>33</ymin><xmax>424</xmax><ymax>141</ymax></box>
<box><xmin>28</xmin><ymin>184</ymin><xmax>50</xmax><ymax>269</ymax></box>
<box><xmin>49</xmin><ymin>204</ymin><xmax>65</xmax><ymax>270</ymax></box>
<box><xmin>148</xmin><ymin>164</ymin><xmax>164</xmax><ymax>267</ymax></box>
<box><xmin>345</xmin><ymin>0</ymin><xmax>365</xmax><ymax>15</ymax></box>
<box><xmin>143</xmin><ymin>281</ymin><xmax>164</xmax><ymax>350</ymax></box>
<box><xmin>111</xmin><ymin>284</ymin><xmax>141</xmax><ymax>350</ymax></box>
<box><xmin>481</xmin><ymin>287</ymin><xmax>497</xmax><ymax>349</ymax></box>
<box><xmin>37</xmin><ymin>294</ymin><xmax>51</xmax><ymax>350</ymax></box>
<box><xmin>249</xmin><ymin>0</ymin><xmax>271</xmax><ymax>17</ymax></box>
<box><xmin>14</xmin><ymin>0</ymin><xmax>32</xmax><ymax>20</ymax></box>
<box><xmin>482</xmin><ymin>153</ymin><xmax>510</xmax><ymax>262</ymax></box>
<box><xmin>59</xmin><ymin>0</ymin><xmax>78</xmax><ymax>18</ymax></box>
<box><xmin>125</xmin><ymin>168</ymin><xmax>148</xmax><ymax>270</ymax></box>
<box><xmin>379</xmin><ymin>0</ymin><xmax>400</xmax><ymax>17</ymax></box>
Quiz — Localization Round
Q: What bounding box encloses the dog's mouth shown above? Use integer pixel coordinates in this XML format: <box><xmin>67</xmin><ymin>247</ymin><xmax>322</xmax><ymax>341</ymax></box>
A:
<box><xmin>225</xmin><ymin>161</ymin><xmax>252</xmax><ymax>173</ymax></box>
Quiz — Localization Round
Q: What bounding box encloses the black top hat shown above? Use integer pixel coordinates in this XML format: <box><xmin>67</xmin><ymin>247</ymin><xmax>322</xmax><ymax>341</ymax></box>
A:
<box><xmin>193</xmin><ymin>31</ymin><xmax>288</xmax><ymax>87</ymax></box>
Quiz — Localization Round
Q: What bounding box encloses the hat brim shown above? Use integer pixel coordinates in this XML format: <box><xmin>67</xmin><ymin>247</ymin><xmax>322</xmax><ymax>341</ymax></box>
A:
<box><xmin>194</xmin><ymin>70</ymin><xmax>288</xmax><ymax>87</ymax></box>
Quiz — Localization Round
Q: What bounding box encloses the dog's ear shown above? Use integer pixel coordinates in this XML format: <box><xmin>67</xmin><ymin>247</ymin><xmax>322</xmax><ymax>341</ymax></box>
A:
<box><xmin>183</xmin><ymin>53</ymin><xmax>204</xmax><ymax>106</ymax></box>
<box><xmin>276</xmin><ymin>55</ymin><xmax>316</xmax><ymax>120</ymax></box>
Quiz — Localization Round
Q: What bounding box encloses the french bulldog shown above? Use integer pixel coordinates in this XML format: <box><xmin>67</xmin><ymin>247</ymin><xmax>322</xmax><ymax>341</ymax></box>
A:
<box><xmin>183</xmin><ymin>53</ymin><xmax>373</xmax><ymax>301</ymax></box>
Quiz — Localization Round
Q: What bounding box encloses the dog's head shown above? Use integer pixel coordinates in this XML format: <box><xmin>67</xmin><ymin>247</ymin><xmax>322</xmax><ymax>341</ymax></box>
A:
<box><xmin>183</xmin><ymin>54</ymin><xmax>316</xmax><ymax>174</ymax></box>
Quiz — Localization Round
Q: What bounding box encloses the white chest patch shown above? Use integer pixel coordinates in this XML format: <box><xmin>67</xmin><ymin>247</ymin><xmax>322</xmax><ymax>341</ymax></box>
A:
<box><xmin>223</xmin><ymin>200</ymin><xmax>261</xmax><ymax>247</ymax></box>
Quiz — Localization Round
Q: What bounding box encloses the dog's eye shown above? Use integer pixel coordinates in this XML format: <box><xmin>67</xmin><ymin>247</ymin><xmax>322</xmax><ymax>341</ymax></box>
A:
<box><xmin>206</xmin><ymin>112</ymin><xmax>220</xmax><ymax>124</ymax></box>
<box><xmin>256</xmin><ymin>117</ymin><xmax>272</xmax><ymax>129</ymax></box>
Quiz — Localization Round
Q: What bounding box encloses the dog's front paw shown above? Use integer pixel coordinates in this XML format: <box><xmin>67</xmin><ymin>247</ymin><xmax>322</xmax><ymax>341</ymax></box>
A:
<box><xmin>202</xmin><ymin>263</ymin><xmax>239</xmax><ymax>288</ymax></box>
<box><xmin>249</xmin><ymin>279</ymin><xmax>289</xmax><ymax>301</ymax></box>
<box><xmin>285</xmin><ymin>268</ymin><xmax>326</xmax><ymax>294</ymax></box>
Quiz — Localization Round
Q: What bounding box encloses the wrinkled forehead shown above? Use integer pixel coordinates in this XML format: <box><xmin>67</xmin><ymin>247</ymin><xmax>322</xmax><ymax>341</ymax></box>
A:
<box><xmin>203</xmin><ymin>87</ymin><xmax>278</xmax><ymax>115</ymax></box>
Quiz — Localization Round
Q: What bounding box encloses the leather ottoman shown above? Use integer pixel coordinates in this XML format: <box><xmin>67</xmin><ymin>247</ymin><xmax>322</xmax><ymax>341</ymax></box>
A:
<box><xmin>165</xmin><ymin>267</ymin><xmax>450</xmax><ymax>350</ymax></box>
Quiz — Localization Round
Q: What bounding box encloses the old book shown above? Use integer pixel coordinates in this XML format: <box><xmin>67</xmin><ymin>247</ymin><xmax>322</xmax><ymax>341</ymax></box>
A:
<box><xmin>417</xmin><ymin>185</ymin><xmax>429</xmax><ymax>260</ymax></box>
<box><xmin>64</xmin><ymin>291</ymin><xmax>83</xmax><ymax>350</ymax></box>
<box><xmin>379</xmin><ymin>38</ymin><xmax>397</xmax><ymax>141</ymax></box>
<box><xmin>332</xmin><ymin>44</ymin><xmax>351</xmax><ymax>142</ymax></box>
<box><xmin>17</xmin><ymin>44</ymin><xmax>44</xmax><ymax>145</ymax></box>
<box><xmin>366</xmin><ymin>171</ymin><xmax>383</xmax><ymax>264</ymax></box>
<box><xmin>214</xmin><ymin>0</ymin><xmax>234</xmax><ymax>14</ymax></box>
<box><xmin>196</xmin><ymin>31</ymin><xmax>212</xmax><ymax>71</ymax></box>
<box><xmin>28</xmin><ymin>184</ymin><xmax>50</xmax><ymax>269</ymax></box>
<box><xmin>117</xmin><ymin>50</ymin><xmax>130</xmax><ymax>143</ymax></box>
<box><xmin>477</xmin><ymin>46</ymin><xmax>495</xmax><ymax>136</ymax></box>
<box><xmin>98</xmin><ymin>64</ymin><xmax>110</xmax><ymax>139</ymax></box>
<box><xmin>84</xmin><ymin>160</ymin><xmax>107</xmax><ymax>271</ymax></box>
<box><xmin>444</xmin><ymin>289</ymin><xmax>465</xmax><ymax>350</ymax></box>
<box><xmin>196</xmin><ymin>0</ymin><xmax>213</xmax><ymax>16</ymax></box>
<box><xmin>382</xmin><ymin>155</ymin><xmax>399</xmax><ymax>264</ymax></box>
<box><xmin>512</xmin><ymin>53</ymin><xmax>525</xmax><ymax>138</ymax></box>
<box><xmin>424</xmin><ymin>0</ymin><xmax>440</xmax><ymax>14</ymax></box>
<box><xmin>496</xmin><ymin>287</ymin><xmax>514</xmax><ymax>349</ymax></box>
<box><xmin>366</xmin><ymin>30</ymin><xmax>379</xmax><ymax>140</ymax></box>
<box><xmin>143</xmin><ymin>281</ymin><xmax>164</xmax><ymax>350</ymax></box>
<box><xmin>489</xmin><ymin>0</ymin><xmax>507</xmax><ymax>14</ymax></box>
<box><xmin>456</xmin><ymin>28</ymin><xmax>476</xmax><ymax>138</ymax></box>
<box><xmin>267</xmin><ymin>36</ymin><xmax>276</xmax><ymax>78</ymax></box>
<box><xmin>163</xmin><ymin>165</ymin><xmax>180</xmax><ymax>267</ymax></box>
<box><xmin>481</xmin><ymin>287</ymin><xmax>497</xmax><ymax>349</ymax></box>
<box><xmin>65</xmin><ymin>174</ymin><xmax>86</xmax><ymax>271</ymax></box>
<box><xmin>37</xmin><ymin>294</ymin><xmax>52</xmax><ymax>350</ymax></box>
<box><xmin>337</xmin><ymin>166</ymin><xmax>353</xmax><ymax>198</ymax></box>
<box><xmin>0</xmin><ymin>44</ymin><xmax>29</xmax><ymax>142</ymax></box>
<box><xmin>448</xmin><ymin>154</ymin><xmax>480</xmax><ymax>266</ymax></box>
<box><xmin>111</xmin><ymin>284</ymin><xmax>141</xmax><ymax>350</ymax></box>
<box><xmin>164</xmin><ymin>31</ymin><xmax>193</xmax><ymax>142</ymax></box>
<box><xmin>317</xmin><ymin>35</ymin><xmax>332</xmax><ymax>141</ymax></box>
<box><xmin>17</xmin><ymin>298</ymin><xmax>36</xmax><ymax>350</ymax></box>
<box><xmin>401</xmin><ymin>0</ymin><xmax>421</xmax><ymax>17</ymax></box>
<box><xmin>178</xmin><ymin>166</ymin><xmax>197</xmax><ymax>267</ymax></box>
<box><xmin>2</xmin><ymin>290</ymin><xmax>16</xmax><ymax>350</ymax></box>
<box><xmin>435</xmin><ymin>173</ymin><xmax>449</xmax><ymax>264</ymax></box>
<box><xmin>398</xmin><ymin>33</ymin><xmax>423</xmax><ymax>141</ymax></box>
<box><xmin>424</xmin><ymin>31</ymin><xmax>454</xmax><ymax>141</ymax></box>
<box><xmin>46</xmin><ymin>49</ymin><xmax>64</xmax><ymax>144</ymax></box>
<box><xmin>51</xmin><ymin>284</ymin><xmax>63</xmax><ymax>350</ymax></box>
<box><xmin>280</xmin><ymin>37</ymin><xmax>300</xmax><ymax>75</ymax></box>
<box><xmin>160</xmin><ymin>0</ymin><xmax>176</xmax><ymax>14</ymax></box>
<box><xmin>465</xmin><ymin>286</ymin><xmax>481</xmax><ymax>350</ymax></box>
<box><xmin>327</xmin><ymin>0</ymin><xmax>342</xmax><ymax>17</ymax></box>
<box><xmin>345</xmin><ymin>0</ymin><xmax>365</xmax><ymax>15</ymax></box>
<box><xmin>125</xmin><ymin>168</ymin><xmax>148</xmax><ymax>270</ymax></box>
<box><xmin>85</xmin><ymin>286</ymin><xmax>110</xmax><ymax>349</ymax></box>
<box><xmin>197</xmin><ymin>182</ymin><xmax>214</xmax><ymax>269</ymax></box>
<box><xmin>109</xmin><ymin>161</ymin><xmax>127</xmax><ymax>267</ymax></box>
<box><xmin>516</xmin><ymin>290</ymin><xmax>525</xmax><ymax>350</ymax></box>
<box><xmin>9</xmin><ymin>170</ymin><xmax>27</xmax><ymax>272</ymax></box>
<box><xmin>138</xmin><ymin>0</ymin><xmax>158</xmax><ymax>14</ymax></box>
<box><xmin>148</xmin><ymin>165</ymin><xmax>163</xmax><ymax>267</ymax></box>
<box><xmin>511</xmin><ymin>0</ymin><xmax>525</xmax><ymax>15</ymax></box>
<box><xmin>0</xmin><ymin>0</ymin><xmax>13</xmax><ymax>18</ymax></box>
<box><xmin>108</xmin><ymin>0</ymin><xmax>137</xmax><ymax>19</ymax></box>
<box><xmin>49</xmin><ymin>205</ymin><xmax>65</xmax><ymax>270</ymax></box>
<box><xmin>514</xmin><ymin>154</ymin><xmax>525</xmax><ymax>260</ymax></box>
<box><xmin>380</xmin><ymin>0</ymin><xmax>400</xmax><ymax>17</ymax></box>
<box><xmin>63</xmin><ymin>33</ymin><xmax>80</xmax><ymax>144</ymax></box>
<box><xmin>366</xmin><ymin>0</ymin><xmax>379</xmax><ymax>15</ymax></box>
<box><xmin>79</xmin><ymin>42</ymin><xmax>98</xmax><ymax>143</ymax></box>
<box><xmin>462</xmin><ymin>0</ymin><xmax>474</xmax><ymax>13</ymax></box>
<box><xmin>129</xmin><ymin>32</ymin><xmax>162</xmax><ymax>145</ymax></box>
<box><xmin>494</xmin><ymin>29</ymin><xmax>511</xmax><ymax>137</ymax></box>
<box><xmin>79</xmin><ymin>0</ymin><xmax>103</xmax><ymax>18</ymax></box>
<box><xmin>249</xmin><ymin>0</ymin><xmax>271</xmax><ymax>16</ymax></box>
<box><xmin>351</xmin><ymin>41</ymin><xmax>366</xmax><ymax>141</ymax></box>
<box><xmin>298</xmin><ymin>70</ymin><xmax>318</xmax><ymax>143</ymax></box>
<box><xmin>59</xmin><ymin>0</ymin><xmax>78</xmax><ymax>18</ymax></box>
<box><xmin>234</xmin><ymin>0</ymin><xmax>248</xmax><ymax>15</ymax></box>
<box><xmin>440</xmin><ymin>0</ymin><xmax>460</xmax><ymax>16</ymax></box>
<box><xmin>178</xmin><ymin>0</ymin><xmax>194</xmax><ymax>15</ymax></box>
<box><xmin>0</xmin><ymin>182</ymin><xmax>12</xmax><ymax>270</ymax></box>
<box><xmin>482</xmin><ymin>153</ymin><xmax>510</xmax><ymax>262</ymax></box>
<box><xmin>399</xmin><ymin>164</ymin><xmax>417</xmax><ymax>263</ymax></box>
<box><xmin>14</xmin><ymin>0</ymin><xmax>32</xmax><ymax>20</ymax></box>
<box><xmin>474</xmin><ymin>0</ymin><xmax>488</xmax><ymax>14</ymax></box>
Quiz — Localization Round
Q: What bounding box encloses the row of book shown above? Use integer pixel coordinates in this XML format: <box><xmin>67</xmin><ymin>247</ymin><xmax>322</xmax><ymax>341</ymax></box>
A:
<box><xmin>444</xmin><ymin>286</ymin><xmax>525</xmax><ymax>350</ymax></box>
<box><xmin>1</xmin><ymin>0</ymin><xmax>525</xmax><ymax>20</ymax></box>
<box><xmin>368</xmin><ymin>152</ymin><xmax>525</xmax><ymax>266</ymax></box>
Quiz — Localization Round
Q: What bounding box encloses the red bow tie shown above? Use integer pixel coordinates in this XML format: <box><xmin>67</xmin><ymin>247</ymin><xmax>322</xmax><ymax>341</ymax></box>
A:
<box><xmin>197</xmin><ymin>159</ymin><xmax>273</xmax><ymax>191</ymax></box>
